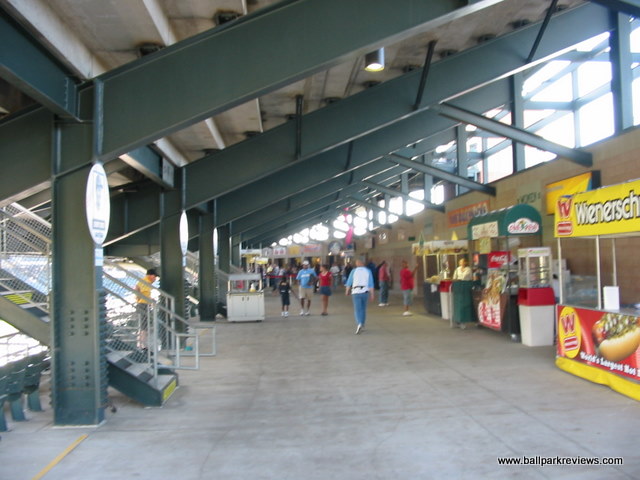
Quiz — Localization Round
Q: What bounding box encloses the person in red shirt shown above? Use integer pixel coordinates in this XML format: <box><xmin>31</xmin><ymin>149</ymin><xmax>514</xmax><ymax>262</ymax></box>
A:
<box><xmin>399</xmin><ymin>260</ymin><xmax>417</xmax><ymax>316</ymax></box>
<box><xmin>377</xmin><ymin>260</ymin><xmax>390</xmax><ymax>306</ymax></box>
<box><xmin>318</xmin><ymin>264</ymin><xmax>333</xmax><ymax>316</ymax></box>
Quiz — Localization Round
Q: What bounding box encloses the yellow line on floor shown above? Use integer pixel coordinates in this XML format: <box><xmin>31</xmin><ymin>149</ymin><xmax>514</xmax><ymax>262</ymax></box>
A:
<box><xmin>32</xmin><ymin>434</ymin><xmax>88</xmax><ymax>480</ymax></box>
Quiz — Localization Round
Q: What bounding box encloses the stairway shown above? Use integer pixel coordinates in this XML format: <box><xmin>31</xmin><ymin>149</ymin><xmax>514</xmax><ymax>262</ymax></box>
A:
<box><xmin>0</xmin><ymin>203</ymin><xmax>180</xmax><ymax>407</ymax></box>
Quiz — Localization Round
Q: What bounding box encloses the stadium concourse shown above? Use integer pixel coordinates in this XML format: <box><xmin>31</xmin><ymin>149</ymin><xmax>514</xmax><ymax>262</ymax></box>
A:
<box><xmin>1</xmin><ymin>292</ymin><xmax>638</xmax><ymax>480</ymax></box>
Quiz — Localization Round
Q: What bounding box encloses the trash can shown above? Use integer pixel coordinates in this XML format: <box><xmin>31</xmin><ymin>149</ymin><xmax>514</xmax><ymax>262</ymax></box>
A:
<box><xmin>439</xmin><ymin>280</ymin><xmax>453</xmax><ymax>321</ymax></box>
<box><xmin>518</xmin><ymin>287</ymin><xmax>556</xmax><ymax>346</ymax></box>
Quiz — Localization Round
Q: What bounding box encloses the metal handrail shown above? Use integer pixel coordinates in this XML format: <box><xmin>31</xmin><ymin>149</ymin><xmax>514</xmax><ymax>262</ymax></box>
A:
<box><xmin>0</xmin><ymin>202</ymin><xmax>213</xmax><ymax>380</ymax></box>
<box><xmin>0</xmin><ymin>331</ymin><xmax>47</xmax><ymax>366</ymax></box>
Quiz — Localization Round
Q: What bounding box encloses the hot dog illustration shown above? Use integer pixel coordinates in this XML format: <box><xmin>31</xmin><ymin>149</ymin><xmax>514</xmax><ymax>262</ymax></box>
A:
<box><xmin>592</xmin><ymin>313</ymin><xmax>640</xmax><ymax>362</ymax></box>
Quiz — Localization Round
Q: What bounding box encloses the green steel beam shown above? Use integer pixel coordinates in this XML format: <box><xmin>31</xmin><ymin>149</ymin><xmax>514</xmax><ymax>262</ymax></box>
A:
<box><xmin>0</xmin><ymin>107</ymin><xmax>53</xmax><ymax>204</ymax></box>
<box><xmin>590</xmin><ymin>0</ymin><xmax>640</xmax><ymax>17</ymax></box>
<box><xmin>121</xmin><ymin>147</ymin><xmax>175</xmax><ymax>189</ymax></box>
<box><xmin>95</xmin><ymin>0</ymin><xmax>501</xmax><ymax>159</ymax></box>
<box><xmin>388</xmin><ymin>154</ymin><xmax>496</xmax><ymax>195</ymax></box>
<box><xmin>229</xmin><ymin>163</ymin><xmax>408</xmax><ymax>235</ymax></box>
<box><xmin>239</xmin><ymin>195</ymin><xmax>342</xmax><ymax>239</ymax></box>
<box><xmin>347</xmin><ymin>195</ymin><xmax>414</xmax><ymax>223</ymax></box>
<box><xmin>433</xmin><ymin>103</ymin><xmax>593</xmax><ymax>166</ymax></box>
<box><xmin>181</xmin><ymin>3</ymin><xmax>608</xmax><ymax>210</ymax></box>
<box><xmin>241</xmin><ymin>199</ymin><xmax>342</xmax><ymax>242</ymax></box>
<box><xmin>114</xmin><ymin>78</ymin><xmax>508</xmax><ymax>239</ymax></box>
<box><xmin>244</xmin><ymin>209</ymin><xmax>337</xmax><ymax>246</ymax></box>
<box><xmin>104</xmin><ymin>184</ymin><xmax>162</xmax><ymax>246</ymax></box>
<box><xmin>361</xmin><ymin>180</ymin><xmax>445</xmax><ymax>212</ymax></box>
<box><xmin>219</xmin><ymin>159</ymin><xmax>410</xmax><ymax>229</ymax></box>
<box><xmin>214</xmin><ymin>95</ymin><xmax>495</xmax><ymax>227</ymax></box>
<box><xmin>102</xmin><ymin>3</ymin><xmax>606</xmax><ymax>242</ymax></box>
<box><xmin>0</xmin><ymin>9</ymin><xmax>78</xmax><ymax>119</ymax></box>
<box><xmin>103</xmin><ymin>226</ymin><xmax>160</xmax><ymax>257</ymax></box>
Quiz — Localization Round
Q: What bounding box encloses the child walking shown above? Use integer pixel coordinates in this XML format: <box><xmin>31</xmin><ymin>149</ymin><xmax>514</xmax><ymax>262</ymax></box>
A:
<box><xmin>278</xmin><ymin>277</ymin><xmax>296</xmax><ymax>316</ymax></box>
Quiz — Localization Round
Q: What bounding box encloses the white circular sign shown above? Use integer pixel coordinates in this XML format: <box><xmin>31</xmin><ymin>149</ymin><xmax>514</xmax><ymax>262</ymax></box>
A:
<box><xmin>85</xmin><ymin>163</ymin><xmax>110</xmax><ymax>245</ymax></box>
<box><xmin>179</xmin><ymin>211</ymin><xmax>189</xmax><ymax>255</ymax></box>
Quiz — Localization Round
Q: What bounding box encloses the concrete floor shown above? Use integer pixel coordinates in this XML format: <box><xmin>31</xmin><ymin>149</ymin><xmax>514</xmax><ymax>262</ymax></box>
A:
<box><xmin>2</xmin><ymin>291</ymin><xmax>639</xmax><ymax>480</ymax></box>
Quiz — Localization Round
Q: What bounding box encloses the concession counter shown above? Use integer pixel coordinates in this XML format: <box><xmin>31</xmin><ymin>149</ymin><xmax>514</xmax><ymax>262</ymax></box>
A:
<box><xmin>555</xmin><ymin>179</ymin><xmax>640</xmax><ymax>401</ymax></box>
<box><xmin>467</xmin><ymin>204</ymin><xmax>543</xmax><ymax>341</ymax></box>
<box><xmin>413</xmin><ymin>240</ymin><xmax>468</xmax><ymax>318</ymax></box>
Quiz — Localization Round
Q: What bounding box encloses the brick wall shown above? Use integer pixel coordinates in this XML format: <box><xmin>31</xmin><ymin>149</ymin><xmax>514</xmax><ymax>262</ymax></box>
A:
<box><xmin>361</xmin><ymin>126</ymin><xmax>640</xmax><ymax>304</ymax></box>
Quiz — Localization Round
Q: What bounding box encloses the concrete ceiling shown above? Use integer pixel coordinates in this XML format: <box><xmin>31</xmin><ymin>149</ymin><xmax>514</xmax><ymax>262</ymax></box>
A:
<box><xmin>0</xmin><ymin>0</ymin><xmax>585</xmax><ymax>161</ymax></box>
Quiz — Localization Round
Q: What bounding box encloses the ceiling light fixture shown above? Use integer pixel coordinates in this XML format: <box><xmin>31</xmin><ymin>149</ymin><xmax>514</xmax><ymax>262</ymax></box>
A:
<box><xmin>364</xmin><ymin>48</ymin><xmax>385</xmax><ymax>72</ymax></box>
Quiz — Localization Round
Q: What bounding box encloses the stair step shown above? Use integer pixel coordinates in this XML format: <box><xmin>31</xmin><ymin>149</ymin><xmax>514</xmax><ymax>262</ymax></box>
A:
<box><xmin>156</xmin><ymin>374</ymin><xmax>178</xmax><ymax>403</ymax></box>
<box><xmin>107</xmin><ymin>350</ymin><xmax>134</xmax><ymax>363</ymax></box>
<box><xmin>126</xmin><ymin>362</ymin><xmax>153</xmax><ymax>378</ymax></box>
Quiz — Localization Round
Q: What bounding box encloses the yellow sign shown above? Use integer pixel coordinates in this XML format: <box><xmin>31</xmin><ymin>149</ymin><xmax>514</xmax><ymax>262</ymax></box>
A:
<box><xmin>545</xmin><ymin>172</ymin><xmax>594</xmax><ymax>215</ymax></box>
<box><xmin>555</xmin><ymin>178</ymin><xmax>640</xmax><ymax>237</ymax></box>
<box><xmin>558</xmin><ymin>306</ymin><xmax>581</xmax><ymax>359</ymax></box>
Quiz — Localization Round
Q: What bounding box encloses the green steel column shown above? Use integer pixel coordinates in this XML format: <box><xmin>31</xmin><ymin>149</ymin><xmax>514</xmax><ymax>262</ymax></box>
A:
<box><xmin>218</xmin><ymin>225</ymin><xmax>231</xmax><ymax>274</ymax></box>
<box><xmin>455</xmin><ymin>125</ymin><xmax>469</xmax><ymax>195</ymax></box>
<box><xmin>231</xmin><ymin>233</ymin><xmax>242</xmax><ymax>269</ymax></box>
<box><xmin>422</xmin><ymin>154</ymin><xmax>434</xmax><ymax>202</ymax></box>
<box><xmin>610</xmin><ymin>12</ymin><xmax>634</xmax><ymax>133</ymax></box>
<box><xmin>198</xmin><ymin>211</ymin><xmax>216</xmax><ymax>321</ymax></box>
<box><xmin>51</xmin><ymin>122</ymin><xmax>106</xmax><ymax>426</ymax></box>
<box><xmin>160</xmin><ymin>187</ymin><xmax>187</xmax><ymax>325</ymax></box>
<box><xmin>510</xmin><ymin>72</ymin><xmax>526</xmax><ymax>172</ymax></box>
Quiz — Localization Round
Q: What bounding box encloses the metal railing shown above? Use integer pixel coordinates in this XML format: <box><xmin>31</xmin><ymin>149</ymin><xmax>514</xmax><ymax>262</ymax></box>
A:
<box><xmin>0</xmin><ymin>330</ymin><xmax>47</xmax><ymax>366</ymax></box>
<box><xmin>0</xmin><ymin>203</ymin><xmax>214</xmax><ymax>387</ymax></box>
<box><xmin>0</xmin><ymin>204</ymin><xmax>51</xmax><ymax>307</ymax></box>
<box><xmin>103</xmin><ymin>261</ymin><xmax>216</xmax><ymax>376</ymax></box>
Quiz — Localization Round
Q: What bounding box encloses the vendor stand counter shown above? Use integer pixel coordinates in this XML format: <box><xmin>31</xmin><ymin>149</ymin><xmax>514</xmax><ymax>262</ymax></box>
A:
<box><xmin>554</xmin><ymin>179</ymin><xmax>640</xmax><ymax>401</ymax></box>
<box><xmin>467</xmin><ymin>204</ymin><xmax>544</xmax><ymax>341</ymax></box>
<box><xmin>413</xmin><ymin>240</ymin><xmax>468</xmax><ymax>318</ymax></box>
<box><xmin>226</xmin><ymin>273</ymin><xmax>265</xmax><ymax>322</ymax></box>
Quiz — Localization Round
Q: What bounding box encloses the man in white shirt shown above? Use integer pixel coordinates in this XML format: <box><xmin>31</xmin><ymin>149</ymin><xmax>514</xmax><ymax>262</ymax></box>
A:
<box><xmin>345</xmin><ymin>258</ymin><xmax>375</xmax><ymax>334</ymax></box>
<box><xmin>453</xmin><ymin>258</ymin><xmax>472</xmax><ymax>281</ymax></box>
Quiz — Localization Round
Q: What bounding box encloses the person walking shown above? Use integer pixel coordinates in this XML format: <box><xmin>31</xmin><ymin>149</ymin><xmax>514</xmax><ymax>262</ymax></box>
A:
<box><xmin>400</xmin><ymin>260</ymin><xmax>417</xmax><ymax>316</ymax></box>
<box><xmin>366</xmin><ymin>259</ymin><xmax>379</xmax><ymax>291</ymax></box>
<box><xmin>318</xmin><ymin>264</ymin><xmax>332</xmax><ymax>316</ymax></box>
<box><xmin>345</xmin><ymin>258</ymin><xmax>374</xmax><ymax>334</ymax></box>
<box><xmin>330</xmin><ymin>263</ymin><xmax>341</xmax><ymax>287</ymax></box>
<box><xmin>277</xmin><ymin>276</ymin><xmax>296</xmax><ymax>317</ymax></box>
<box><xmin>343</xmin><ymin>261</ymin><xmax>353</xmax><ymax>285</ymax></box>
<box><xmin>377</xmin><ymin>260</ymin><xmax>390</xmax><ymax>306</ymax></box>
<box><xmin>296</xmin><ymin>260</ymin><xmax>316</xmax><ymax>315</ymax></box>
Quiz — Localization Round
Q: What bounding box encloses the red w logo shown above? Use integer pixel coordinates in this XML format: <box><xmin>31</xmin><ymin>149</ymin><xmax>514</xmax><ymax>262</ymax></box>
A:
<box><xmin>560</xmin><ymin>313</ymin><xmax>575</xmax><ymax>333</ymax></box>
<box><xmin>557</xmin><ymin>197</ymin><xmax>573</xmax><ymax>219</ymax></box>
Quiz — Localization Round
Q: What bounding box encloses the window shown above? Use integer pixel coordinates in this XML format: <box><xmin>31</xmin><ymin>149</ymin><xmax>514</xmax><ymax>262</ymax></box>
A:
<box><xmin>579</xmin><ymin>93</ymin><xmax>614</xmax><ymax>146</ymax></box>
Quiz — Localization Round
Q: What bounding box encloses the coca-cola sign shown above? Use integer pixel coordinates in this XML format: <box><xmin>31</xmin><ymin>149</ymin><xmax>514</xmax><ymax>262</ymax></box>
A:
<box><xmin>488</xmin><ymin>251</ymin><xmax>510</xmax><ymax>268</ymax></box>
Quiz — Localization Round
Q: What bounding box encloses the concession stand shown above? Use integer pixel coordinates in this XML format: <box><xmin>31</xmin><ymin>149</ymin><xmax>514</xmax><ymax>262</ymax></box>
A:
<box><xmin>413</xmin><ymin>240</ymin><xmax>468</xmax><ymax>318</ymax></box>
<box><xmin>467</xmin><ymin>204</ymin><xmax>543</xmax><ymax>340</ymax></box>
<box><xmin>517</xmin><ymin>247</ymin><xmax>556</xmax><ymax>346</ymax></box>
<box><xmin>555</xmin><ymin>179</ymin><xmax>640</xmax><ymax>401</ymax></box>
